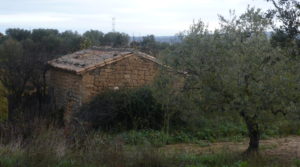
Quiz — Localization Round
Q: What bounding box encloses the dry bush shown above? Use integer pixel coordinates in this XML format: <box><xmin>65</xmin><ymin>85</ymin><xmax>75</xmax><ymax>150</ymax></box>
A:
<box><xmin>0</xmin><ymin>118</ymin><xmax>61</xmax><ymax>145</ymax></box>
<box><xmin>23</xmin><ymin>127</ymin><xmax>66</xmax><ymax>166</ymax></box>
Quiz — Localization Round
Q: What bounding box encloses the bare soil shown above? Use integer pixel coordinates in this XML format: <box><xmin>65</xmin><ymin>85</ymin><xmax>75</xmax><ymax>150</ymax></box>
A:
<box><xmin>161</xmin><ymin>136</ymin><xmax>300</xmax><ymax>162</ymax></box>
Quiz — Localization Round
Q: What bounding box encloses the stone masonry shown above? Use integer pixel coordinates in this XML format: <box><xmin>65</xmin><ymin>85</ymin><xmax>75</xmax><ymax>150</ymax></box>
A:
<box><xmin>47</xmin><ymin>47</ymin><xmax>162</xmax><ymax>123</ymax></box>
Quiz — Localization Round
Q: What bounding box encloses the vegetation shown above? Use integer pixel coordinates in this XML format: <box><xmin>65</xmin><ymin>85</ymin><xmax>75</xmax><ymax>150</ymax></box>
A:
<box><xmin>76</xmin><ymin>87</ymin><xmax>166</xmax><ymax>131</ymax></box>
<box><xmin>0</xmin><ymin>82</ymin><xmax>7</xmax><ymax>121</ymax></box>
<box><xmin>0</xmin><ymin>124</ymin><xmax>300</xmax><ymax>167</ymax></box>
<box><xmin>165</xmin><ymin>7</ymin><xmax>300</xmax><ymax>153</ymax></box>
<box><xmin>266</xmin><ymin>0</ymin><xmax>300</xmax><ymax>50</ymax></box>
<box><xmin>130</xmin><ymin>34</ymin><xmax>171</xmax><ymax>57</ymax></box>
<box><xmin>0</xmin><ymin>29</ymin><xmax>130</xmax><ymax>122</ymax></box>
<box><xmin>0</xmin><ymin>0</ymin><xmax>299</xmax><ymax>166</ymax></box>
<box><xmin>1</xmin><ymin>126</ymin><xmax>300</xmax><ymax>167</ymax></box>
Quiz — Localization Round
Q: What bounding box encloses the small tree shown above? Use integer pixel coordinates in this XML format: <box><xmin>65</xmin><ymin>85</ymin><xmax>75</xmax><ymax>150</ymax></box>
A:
<box><xmin>83</xmin><ymin>30</ymin><xmax>104</xmax><ymax>46</ymax></box>
<box><xmin>151</xmin><ymin>71</ymin><xmax>187</xmax><ymax>134</ymax></box>
<box><xmin>104</xmin><ymin>32</ymin><xmax>129</xmax><ymax>47</ymax></box>
<box><xmin>140</xmin><ymin>35</ymin><xmax>158</xmax><ymax>56</ymax></box>
<box><xmin>0</xmin><ymin>29</ymin><xmax>82</xmax><ymax>122</ymax></box>
<box><xmin>0</xmin><ymin>39</ymin><xmax>32</xmax><ymax>121</ymax></box>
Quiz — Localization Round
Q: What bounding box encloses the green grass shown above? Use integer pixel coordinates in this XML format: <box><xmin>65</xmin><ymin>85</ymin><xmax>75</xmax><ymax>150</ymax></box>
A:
<box><xmin>117</xmin><ymin>120</ymin><xmax>300</xmax><ymax>147</ymax></box>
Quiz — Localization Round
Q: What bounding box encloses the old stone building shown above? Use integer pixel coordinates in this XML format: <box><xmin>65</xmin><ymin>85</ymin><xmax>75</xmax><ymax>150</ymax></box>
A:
<box><xmin>47</xmin><ymin>47</ymin><xmax>162</xmax><ymax>123</ymax></box>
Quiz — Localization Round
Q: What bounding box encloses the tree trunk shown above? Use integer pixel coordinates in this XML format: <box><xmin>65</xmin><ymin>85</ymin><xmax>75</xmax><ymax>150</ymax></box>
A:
<box><xmin>246</xmin><ymin>121</ymin><xmax>259</xmax><ymax>153</ymax></box>
<box><xmin>240</xmin><ymin>111</ymin><xmax>260</xmax><ymax>153</ymax></box>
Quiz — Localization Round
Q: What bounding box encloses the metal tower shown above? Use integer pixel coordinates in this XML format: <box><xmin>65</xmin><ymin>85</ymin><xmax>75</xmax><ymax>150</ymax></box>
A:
<box><xmin>112</xmin><ymin>17</ymin><xmax>116</xmax><ymax>32</ymax></box>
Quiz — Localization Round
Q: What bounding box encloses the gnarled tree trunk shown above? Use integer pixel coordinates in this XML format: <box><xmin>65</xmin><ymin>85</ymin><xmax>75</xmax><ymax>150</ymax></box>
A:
<box><xmin>241</xmin><ymin>111</ymin><xmax>260</xmax><ymax>153</ymax></box>
<box><xmin>246</xmin><ymin>120</ymin><xmax>259</xmax><ymax>153</ymax></box>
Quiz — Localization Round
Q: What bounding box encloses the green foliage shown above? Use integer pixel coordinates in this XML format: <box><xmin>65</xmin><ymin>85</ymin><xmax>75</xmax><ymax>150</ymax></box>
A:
<box><xmin>120</xmin><ymin>130</ymin><xmax>171</xmax><ymax>146</ymax></box>
<box><xmin>266</xmin><ymin>0</ymin><xmax>300</xmax><ymax>39</ymax></box>
<box><xmin>1</xmin><ymin>3</ymin><xmax>300</xmax><ymax>164</ymax></box>
<box><xmin>60</xmin><ymin>31</ymin><xmax>83</xmax><ymax>52</ymax></box>
<box><xmin>76</xmin><ymin>87</ymin><xmax>165</xmax><ymax>131</ymax></box>
<box><xmin>293</xmin><ymin>159</ymin><xmax>300</xmax><ymax>167</ymax></box>
<box><xmin>0</xmin><ymin>82</ymin><xmax>7</xmax><ymax>122</ymax></box>
<box><xmin>5</xmin><ymin>28</ymin><xmax>31</xmax><ymax>41</ymax></box>
<box><xmin>266</xmin><ymin>0</ymin><xmax>300</xmax><ymax>56</ymax></box>
<box><xmin>0</xmin><ymin>28</ymin><xmax>131</xmax><ymax>121</ymax></box>
<box><xmin>165</xmin><ymin>7</ymin><xmax>300</xmax><ymax>152</ymax></box>
<box><xmin>139</xmin><ymin>35</ymin><xmax>159</xmax><ymax>56</ymax></box>
<box><xmin>83</xmin><ymin>30</ymin><xmax>104</xmax><ymax>46</ymax></box>
<box><xmin>104</xmin><ymin>32</ymin><xmax>129</xmax><ymax>47</ymax></box>
<box><xmin>79</xmin><ymin>38</ymin><xmax>92</xmax><ymax>49</ymax></box>
<box><xmin>130</xmin><ymin>34</ymin><xmax>171</xmax><ymax>57</ymax></box>
<box><xmin>151</xmin><ymin>72</ymin><xmax>188</xmax><ymax>133</ymax></box>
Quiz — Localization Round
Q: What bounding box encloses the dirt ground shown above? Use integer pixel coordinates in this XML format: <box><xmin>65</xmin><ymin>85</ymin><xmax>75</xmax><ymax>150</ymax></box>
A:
<box><xmin>161</xmin><ymin>136</ymin><xmax>300</xmax><ymax>162</ymax></box>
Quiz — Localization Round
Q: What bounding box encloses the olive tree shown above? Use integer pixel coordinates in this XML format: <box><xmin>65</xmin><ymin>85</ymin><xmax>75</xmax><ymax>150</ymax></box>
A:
<box><xmin>171</xmin><ymin>7</ymin><xmax>300</xmax><ymax>153</ymax></box>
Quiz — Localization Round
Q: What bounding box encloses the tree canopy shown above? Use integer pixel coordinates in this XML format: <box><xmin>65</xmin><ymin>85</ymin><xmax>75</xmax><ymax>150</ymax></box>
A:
<box><xmin>167</xmin><ymin>7</ymin><xmax>300</xmax><ymax>152</ymax></box>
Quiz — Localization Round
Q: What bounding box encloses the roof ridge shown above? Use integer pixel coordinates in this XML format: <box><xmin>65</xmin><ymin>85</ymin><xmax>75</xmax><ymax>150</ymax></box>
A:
<box><xmin>91</xmin><ymin>46</ymin><xmax>135</xmax><ymax>52</ymax></box>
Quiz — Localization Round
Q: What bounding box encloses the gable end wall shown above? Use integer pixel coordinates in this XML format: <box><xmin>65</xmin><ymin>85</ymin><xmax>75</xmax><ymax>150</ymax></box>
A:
<box><xmin>47</xmin><ymin>68</ymin><xmax>82</xmax><ymax>122</ymax></box>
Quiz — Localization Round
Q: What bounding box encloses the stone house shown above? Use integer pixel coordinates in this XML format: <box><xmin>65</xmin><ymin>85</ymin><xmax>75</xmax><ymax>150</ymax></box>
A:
<box><xmin>47</xmin><ymin>47</ymin><xmax>162</xmax><ymax>123</ymax></box>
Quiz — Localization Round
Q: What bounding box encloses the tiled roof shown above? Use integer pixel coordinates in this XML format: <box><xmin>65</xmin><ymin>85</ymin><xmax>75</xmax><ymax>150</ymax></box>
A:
<box><xmin>48</xmin><ymin>47</ymin><xmax>161</xmax><ymax>74</ymax></box>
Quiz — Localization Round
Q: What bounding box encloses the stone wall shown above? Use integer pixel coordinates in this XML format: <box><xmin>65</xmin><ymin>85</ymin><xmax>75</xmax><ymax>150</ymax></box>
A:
<box><xmin>48</xmin><ymin>54</ymin><xmax>159</xmax><ymax>123</ymax></box>
<box><xmin>81</xmin><ymin>55</ymin><xmax>159</xmax><ymax>103</ymax></box>
<box><xmin>47</xmin><ymin>68</ymin><xmax>82</xmax><ymax>123</ymax></box>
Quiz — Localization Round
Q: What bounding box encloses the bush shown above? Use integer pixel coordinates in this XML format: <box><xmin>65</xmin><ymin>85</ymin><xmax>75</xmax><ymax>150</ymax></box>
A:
<box><xmin>76</xmin><ymin>87</ymin><xmax>165</xmax><ymax>132</ymax></box>
<box><xmin>0</xmin><ymin>82</ymin><xmax>7</xmax><ymax>122</ymax></box>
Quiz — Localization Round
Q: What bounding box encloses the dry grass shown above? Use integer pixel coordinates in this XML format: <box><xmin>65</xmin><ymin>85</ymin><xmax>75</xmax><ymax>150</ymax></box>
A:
<box><xmin>161</xmin><ymin>136</ymin><xmax>300</xmax><ymax>165</ymax></box>
<box><xmin>1</xmin><ymin>121</ymin><xmax>300</xmax><ymax>167</ymax></box>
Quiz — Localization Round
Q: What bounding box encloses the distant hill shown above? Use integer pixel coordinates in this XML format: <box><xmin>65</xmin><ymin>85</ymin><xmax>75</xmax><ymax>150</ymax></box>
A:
<box><xmin>130</xmin><ymin>36</ymin><xmax>181</xmax><ymax>44</ymax></box>
<box><xmin>130</xmin><ymin>32</ymin><xmax>287</xmax><ymax>44</ymax></box>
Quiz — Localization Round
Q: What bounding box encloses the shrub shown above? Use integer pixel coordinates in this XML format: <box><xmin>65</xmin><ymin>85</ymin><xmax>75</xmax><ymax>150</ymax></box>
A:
<box><xmin>76</xmin><ymin>87</ymin><xmax>165</xmax><ymax>131</ymax></box>
<box><xmin>0</xmin><ymin>82</ymin><xmax>7</xmax><ymax>122</ymax></box>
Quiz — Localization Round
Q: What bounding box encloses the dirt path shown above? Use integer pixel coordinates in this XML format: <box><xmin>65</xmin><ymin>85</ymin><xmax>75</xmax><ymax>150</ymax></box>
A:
<box><xmin>161</xmin><ymin>136</ymin><xmax>300</xmax><ymax>162</ymax></box>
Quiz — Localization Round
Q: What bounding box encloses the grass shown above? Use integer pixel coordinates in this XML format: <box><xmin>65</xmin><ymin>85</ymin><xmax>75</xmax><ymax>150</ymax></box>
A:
<box><xmin>0</xmin><ymin>140</ymin><xmax>297</xmax><ymax>167</ymax></box>
<box><xmin>113</xmin><ymin>118</ymin><xmax>300</xmax><ymax>148</ymax></box>
<box><xmin>0</xmin><ymin>124</ymin><xmax>299</xmax><ymax>167</ymax></box>
<box><xmin>1</xmin><ymin>107</ymin><xmax>300</xmax><ymax>167</ymax></box>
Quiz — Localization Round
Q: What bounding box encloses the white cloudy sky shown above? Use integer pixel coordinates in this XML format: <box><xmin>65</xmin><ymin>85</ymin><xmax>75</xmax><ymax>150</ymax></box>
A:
<box><xmin>0</xmin><ymin>0</ymin><xmax>273</xmax><ymax>36</ymax></box>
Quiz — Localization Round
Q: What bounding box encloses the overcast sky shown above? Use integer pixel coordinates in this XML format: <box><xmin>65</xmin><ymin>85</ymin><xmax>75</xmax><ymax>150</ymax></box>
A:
<box><xmin>0</xmin><ymin>0</ymin><xmax>273</xmax><ymax>36</ymax></box>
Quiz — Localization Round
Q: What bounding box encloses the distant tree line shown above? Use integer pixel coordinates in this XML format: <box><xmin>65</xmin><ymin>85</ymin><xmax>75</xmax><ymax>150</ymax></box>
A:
<box><xmin>130</xmin><ymin>35</ymin><xmax>171</xmax><ymax>57</ymax></box>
